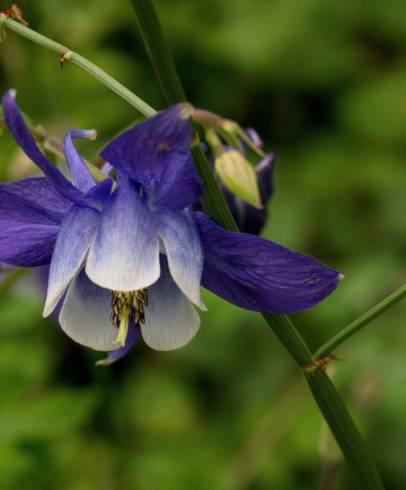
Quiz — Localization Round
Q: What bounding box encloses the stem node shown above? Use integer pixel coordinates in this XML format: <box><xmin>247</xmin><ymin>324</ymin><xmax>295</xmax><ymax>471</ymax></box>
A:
<box><xmin>60</xmin><ymin>50</ymin><xmax>73</xmax><ymax>70</ymax></box>
<box><xmin>302</xmin><ymin>354</ymin><xmax>343</xmax><ymax>373</ymax></box>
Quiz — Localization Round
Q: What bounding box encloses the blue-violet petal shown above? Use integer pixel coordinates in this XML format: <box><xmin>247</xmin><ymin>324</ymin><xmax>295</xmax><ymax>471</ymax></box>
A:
<box><xmin>86</xmin><ymin>176</ymin><xmax>160</xmax><ymax>291</ymax></box>
<box><xmin>44</xmin><ymin>204</ymin><xmax>101</xmax><ymax>316</ymax></box>
<box><xmin>196</xmin><ymin>213</ymin><xmax>341</xmax><ymax>314</ymax></box>
<box><xmin>59</xmin><ymin>269</ymin><xmax>118</xmax><ymax>351</ymax></box>
<box><xmin>141</xmin><ymin>260</ymin><xmax>200</xmax><ymax>351</ymax></box>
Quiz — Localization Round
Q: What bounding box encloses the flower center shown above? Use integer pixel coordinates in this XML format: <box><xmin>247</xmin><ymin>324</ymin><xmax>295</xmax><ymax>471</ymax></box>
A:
<box><xmin>110</xmin><ymin>289</ymin><xmax>148</xmax><ymax>347</ymax></box>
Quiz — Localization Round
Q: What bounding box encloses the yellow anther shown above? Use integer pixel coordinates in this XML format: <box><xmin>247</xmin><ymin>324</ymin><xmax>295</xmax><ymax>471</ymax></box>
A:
<box><xmin>110</xmin><ymin>289</ymin><xmax>149</xmax><ymax>347</ymax></box>
<box><xmin>113</xmin><ymin>306</ymin><xmax>130</xmax><ymax>348</ymax></box>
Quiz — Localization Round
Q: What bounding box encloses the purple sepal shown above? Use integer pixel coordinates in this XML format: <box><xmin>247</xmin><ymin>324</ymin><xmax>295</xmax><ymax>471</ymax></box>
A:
<box><xmin>151</xmin><ymin>155</ymin><xmax>203</xmax><ymax>210</ymax></box>
<box><xmin>0</xmin><ymin>177</ymin><xmax>71</xmax><ymax>223</ymax></box>
<box><xmin>2</xmin><ymin>91</ymin><xmax>112</xmax><ymax>211</ymax></box>
<box><xmin>100</xmin><ymin>105</ymin><xmax>202</xmax><ymax>209</ymax></box>
<box><xmin>0</xmin><ymin>222</ymin><xmax>58</xmax><ymax>267</ymax></box>
<box><xmin>0</xmin><ymin>178</ymin><xmax>72</xmax><ymax>266</ymax></box>
<box><xmin>196</xmin><ymin>213</ymin><xmax>340</xmax><ymax>314</ymax></box>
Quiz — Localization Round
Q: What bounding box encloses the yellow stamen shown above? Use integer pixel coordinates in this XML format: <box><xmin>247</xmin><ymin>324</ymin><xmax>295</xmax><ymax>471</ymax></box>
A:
<box><xmin>113</xmin><ymin>305</ymin><xmax>130</xmax><ymax>348</ymax></box>
<box><xmin>110</xmin><ymin>289</ymin><xmax>149</xmax><ymax>347</ymax></box>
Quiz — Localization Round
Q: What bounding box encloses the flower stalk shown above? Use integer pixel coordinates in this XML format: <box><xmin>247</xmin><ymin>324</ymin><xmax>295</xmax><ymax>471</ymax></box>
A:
<box><xmin>315</xmin><ymin>282</ymin><xmax>406</xmax><ymax>359</ymax></box>
<box><xmin>0</xmin><ymin>15</ymin><xmax>156</xmax><ymax>118</ymax></box>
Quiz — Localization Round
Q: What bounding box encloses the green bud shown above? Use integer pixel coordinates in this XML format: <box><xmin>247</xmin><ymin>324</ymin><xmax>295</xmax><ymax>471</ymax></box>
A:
<box><xmin>215</xmin><ymin>150</ymin><xmax>262</xmax><ymax>209</ymax></box>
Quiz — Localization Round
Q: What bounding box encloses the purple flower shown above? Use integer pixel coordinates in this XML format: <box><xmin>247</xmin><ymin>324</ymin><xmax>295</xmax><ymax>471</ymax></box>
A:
<box><xmin>0</xmin><ymin>90</ymin><xmax>341</xmax><ymax>360</ymax></box>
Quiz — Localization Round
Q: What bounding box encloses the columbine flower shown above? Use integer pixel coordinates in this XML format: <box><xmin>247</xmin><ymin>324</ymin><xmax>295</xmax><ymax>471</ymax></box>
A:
<box><xmin>0</xmin><ymin>90</ymin><xmax>341</xmax><ymax>361</ymax></box>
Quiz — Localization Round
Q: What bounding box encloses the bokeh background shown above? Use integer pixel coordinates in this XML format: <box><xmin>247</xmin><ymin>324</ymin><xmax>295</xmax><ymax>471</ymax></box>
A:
<box><xmin>0</xmin><ymin>1</ymin><xmax>405</xmax><ymax>489</ymax></box>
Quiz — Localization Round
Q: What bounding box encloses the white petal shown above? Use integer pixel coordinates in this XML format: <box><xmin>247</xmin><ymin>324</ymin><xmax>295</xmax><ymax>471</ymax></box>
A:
<box><xmin>43</xmin><ymin>204</ymin><xmax>100</xmax><ymax>317</ymax></box>
<box><xmin>156</xmin><ymin>208</ymin><xmax>205</xmax><ymax>309</ymax></box>
<box><xmin>59</xmin><ymin>270</ymin><xmax>117</xmax><ymax>351</ymax></box>
<box><xmin>141</xmin><ymin>262</ymin><xmax>201</xmax><ymax>351</ymax></box>
<box><xmin>86</xmin><ymin>177</ymin><xmax>160</xmax><ymax>291</ymax></box>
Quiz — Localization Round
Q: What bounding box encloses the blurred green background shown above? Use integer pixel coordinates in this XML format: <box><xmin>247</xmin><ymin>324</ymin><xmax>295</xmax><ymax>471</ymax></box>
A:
<box><xmin>0</xmin><ymin>1</ymin><xmax>405</xmax><ymax>489</ymax></box>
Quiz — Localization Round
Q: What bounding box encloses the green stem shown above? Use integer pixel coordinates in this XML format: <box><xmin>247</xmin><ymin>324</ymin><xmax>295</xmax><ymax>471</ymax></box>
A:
<box><xmin>191</xmin><ymin>143</ymin><xmax>239</xmax><ymax>232</ymax></box>
<box><xmin>315</xmin><ymin>283</ymin><xmax>406</xmax><ymax>359</ymax></box>
<box><xmin>130</xmin><ymin>0</ymin><xmax>186</xmax><ymax>105</ymax></box>
<box><xmin>129</xmin><ymin>2</ymin><xmax>385</xmax><ymax>487</ymax></box>
<box><xmin>305</xmin><ymin>369</ymin><xmax>383</xmax><ymax>489</ymax></box>
<box><xmin>263</xmin><ymin>313</ymin><xmax>313</xmax><ymax>366</ymax></box>
<box><xmin>0</xmin><ymin>16</ymin><xmax>156</xmax><ymax>118</ymax></box>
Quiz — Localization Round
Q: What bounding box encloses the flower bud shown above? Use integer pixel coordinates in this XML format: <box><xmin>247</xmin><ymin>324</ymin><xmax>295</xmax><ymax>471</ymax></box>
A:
<box><xmin>215</xmin><ymin>149</ymin><xmax>262</xmax><ymax>209</ymax></box>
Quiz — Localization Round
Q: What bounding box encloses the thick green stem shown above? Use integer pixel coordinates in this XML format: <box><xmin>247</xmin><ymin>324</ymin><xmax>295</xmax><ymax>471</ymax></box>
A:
<box><xmin>305</xmin><ymin>370</ymin><xmax>384</xmax><ymax>489</ymax></box>
<box><xmin>0</xmin><ymin>16</ymin><xmax>156</xmax><ymax>118</ymax></box>
<box><xmin>315</xmin><ymin>283</ymin><xmax>406</xmax><ymax>359</ymax></box>
<box><xmin>263</xmin><ymin>313</ymin><xmax>313</xmax><ymax>366</ymax></box>
<box><xmin>130</xmin><ymin>0</ymin><xmax>186</xmax><ymax>105</ymax></box>
<box><xmin>191</xmin><ymin>143</ymin><xmax>239</xmax><ymax>232</ymax></box>
<box><xmin>129</xmin><ymin>2</ymin><xmax>385</xmax><ymax>487</ymax></box>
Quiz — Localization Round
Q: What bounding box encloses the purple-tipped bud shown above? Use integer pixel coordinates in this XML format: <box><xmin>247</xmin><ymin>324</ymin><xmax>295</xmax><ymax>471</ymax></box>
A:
<box><xmin>223</xmin><ymin>153</ymin><xmax>276</xmax><ymax>235</ymax></box>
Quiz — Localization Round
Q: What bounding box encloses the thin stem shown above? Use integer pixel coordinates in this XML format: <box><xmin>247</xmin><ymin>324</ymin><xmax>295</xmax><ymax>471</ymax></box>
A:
<box><xmin>0</xmin><ymin>16</ymin><xmax>156</xmax><ymax>118</ymax></box>
<box><xmin>315</xmin><ymin>283</ymin><xmax>406</xmax><ymax>359</ymax></box>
